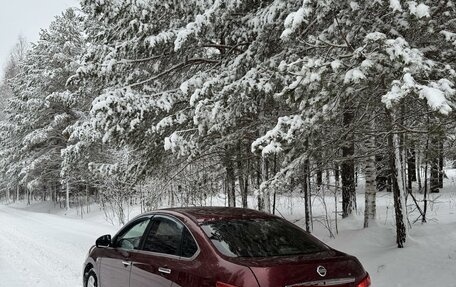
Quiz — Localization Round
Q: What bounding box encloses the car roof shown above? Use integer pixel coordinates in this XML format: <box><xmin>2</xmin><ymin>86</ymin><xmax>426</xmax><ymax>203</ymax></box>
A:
<box><xmin>158</xmin><ymin>206</ymin><xmax>276</xmax><ymax>224</ymax></box>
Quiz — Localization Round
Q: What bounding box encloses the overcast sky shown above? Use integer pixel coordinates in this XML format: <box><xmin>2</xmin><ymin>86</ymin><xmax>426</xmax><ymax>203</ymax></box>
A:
<box><xmin>0</xmin><ymin>0</ymin><xmax>79</xmax><ymax>74</ymax></box>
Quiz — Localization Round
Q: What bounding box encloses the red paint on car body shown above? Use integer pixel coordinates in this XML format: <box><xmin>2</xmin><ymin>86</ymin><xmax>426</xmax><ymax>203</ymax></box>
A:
<box><xmin>83</xmin><ymin>207</ymin><xmax>370</xmax><ymax>287</ymax></box>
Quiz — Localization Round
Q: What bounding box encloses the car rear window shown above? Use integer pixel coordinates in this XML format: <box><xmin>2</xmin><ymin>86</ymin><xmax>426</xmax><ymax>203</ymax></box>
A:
<box><xmin>200</xmin><ymin>218</ymin><xmax>328</xmax><ymax>258</ymax></box>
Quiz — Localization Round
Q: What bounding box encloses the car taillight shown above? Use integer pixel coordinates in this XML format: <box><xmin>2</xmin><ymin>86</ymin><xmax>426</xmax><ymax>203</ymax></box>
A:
<box><xmin>216</xmin><ymin>282</ymin><xmax>241</xmax><ymax>287</ymax></box>
<box><xmin>357</xmin><ymin>274</ymin><xmax>371</xmax><ymax>287</ymax></box>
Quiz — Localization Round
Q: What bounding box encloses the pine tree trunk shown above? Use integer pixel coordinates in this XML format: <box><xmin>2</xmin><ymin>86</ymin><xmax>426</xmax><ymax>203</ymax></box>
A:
<box><xmin>341</xmin><ymin>108</ymin><xmax>355</xmax><ymax>218</ymax></box>
<box><xmin>438</xmin><ymin>138</ymin><xmax>444</xmax><ymax>188</ymax></box>
<box><xmin>407</xmin><ymin>147</ymin><xmax>416</xmax><ymax>191</ymax></box>
<box><xmin>237</xmin><ymin>141</ymin><xmax>248</xmax><ymax>208</ymax></box>
<box><xmin>51</xmin><ymin>184</ymin><xmax>56</xmax><ymax>203</ymax></box>
<box><xmin>272</xmin><ymin>154</ymin><xmax>277</xmax><ymax>214</ymax></box>
<box><xmin>315</xmin><ymin>143</ymin><xmax>322</xmax><ymax>189</ymax></box>
<box><xmin>256</xmin><ymin>156</ymin><xmax>262</xmax><ymax>210</ymax></box>
<box><xmin>225</xmin><ymin>153</ymin><xmax>236</xmax><ymax>207</ymax></box>
<box><xmin>243</xmin><ymin>175</ymin><xmax>249</xmax><ymax>208</ymax></box>
<box><xmin>430</xmin><ymin>134</ymin><xmax>439</xmax><ymax>193</ymax></box>
<box><xmin>85</xmin><ymin>184</ymin><xmax>89</xmax><ymax>213</ymax></box>
<box><xmin>334</xmin><ymin>164</ymin><xmax>340</xmax><ymax>185</ymax></box>
<box><xmin>375</xmin><ymin>154</ymin><xmax>387</xmax><ymax>191</ymax></box>
<box><xmin>302</xmin><ymin>157</ymin><xmax>311</xmax><ymax>232</ymax></box>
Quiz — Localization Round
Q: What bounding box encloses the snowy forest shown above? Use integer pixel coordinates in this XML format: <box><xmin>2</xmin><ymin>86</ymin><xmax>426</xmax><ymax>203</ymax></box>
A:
<box><xmin>0</xmin><ymin>0</ymin><xmax>455</xmax><ymax>250</ymax></box>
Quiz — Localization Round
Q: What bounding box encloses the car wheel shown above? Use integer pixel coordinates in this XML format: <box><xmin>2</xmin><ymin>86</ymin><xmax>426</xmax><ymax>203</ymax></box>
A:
<box><xmin>86</xmin><ymin>270</ymin><xmax>98</xmax><ymax>287</ymax></box>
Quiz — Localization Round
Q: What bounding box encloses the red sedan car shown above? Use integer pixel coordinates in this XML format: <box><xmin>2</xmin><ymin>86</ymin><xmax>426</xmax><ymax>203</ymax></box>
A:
<box><xmin>83</xmin><ymin>207</ymin><xmax>370</xmax><ymax>287</ymax></box>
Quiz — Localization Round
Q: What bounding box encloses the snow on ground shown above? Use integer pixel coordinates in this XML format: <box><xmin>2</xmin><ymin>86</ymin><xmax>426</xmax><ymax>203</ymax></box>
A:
<box><xmin>0</xmin><ymin>204</ymin><xmax>117</xmax><ymax>287</ymax></box>
<box><xmin>1</xmin><ymin>170</ymin><xmax>456</xmax><ymax>286</ymax></box>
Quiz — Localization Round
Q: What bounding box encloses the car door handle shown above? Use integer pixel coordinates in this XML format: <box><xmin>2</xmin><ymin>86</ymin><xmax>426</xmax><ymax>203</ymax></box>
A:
<box><xmin>122</xmin><ymin>261</ymin><xmax>131</xmax><ymax>267</ymax></box>
<box><xmin>158</xmin><ymin>267</ymin><xmax>171</xmax><ymax>274</ymax></box>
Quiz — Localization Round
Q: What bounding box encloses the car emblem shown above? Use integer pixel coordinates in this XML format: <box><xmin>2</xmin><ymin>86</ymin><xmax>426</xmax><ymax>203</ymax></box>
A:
<box><xmin>316</xmin><ymin>265</ymin><xmax>327</xmax><ymax>277</ymax></box>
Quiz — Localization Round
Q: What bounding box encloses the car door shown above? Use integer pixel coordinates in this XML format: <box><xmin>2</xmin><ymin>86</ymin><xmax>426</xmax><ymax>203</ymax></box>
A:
<box><xmin>98</xmin><ymin>217</ymin><xmax>151</xmax><ymax>287</ymax></box>
<box><xmin>129</xmin><ymin>215</ymin><xmax>185</xmax><ymax>287</ymax></box>
<box><xmin>168</xmin><ymin>226</ymin><xmax>209</xmax><ymax>287</ymax></box>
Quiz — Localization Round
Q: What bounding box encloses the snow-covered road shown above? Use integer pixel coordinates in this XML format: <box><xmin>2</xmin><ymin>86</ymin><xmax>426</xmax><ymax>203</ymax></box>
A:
<box><xmin>0</xmin><ymin>205</ymin><xmax>115</xmax><ymax>287</ymax></box>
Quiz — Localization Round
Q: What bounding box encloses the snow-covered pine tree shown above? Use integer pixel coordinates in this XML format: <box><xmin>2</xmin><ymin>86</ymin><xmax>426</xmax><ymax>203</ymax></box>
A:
<box><xmin>253</xmin><ymin>0</ymin><xmax>455</xmax><ymax>246</ymax></box>
<box><xmin>0</xmin><ymin>9</ymin><xmax>84</xmax><ymax>204</ymax></box>
<box><xmin>0</xmin><ymin>37</ymin><xmax>29</xmax><ymax>201</ymax></box>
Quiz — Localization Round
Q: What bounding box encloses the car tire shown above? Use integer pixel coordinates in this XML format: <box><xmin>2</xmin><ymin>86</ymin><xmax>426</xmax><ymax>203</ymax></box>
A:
<box><xmin>85</xmin><ymin>270</ymin><xmax>98</xmax><ymax>287</ymax></box>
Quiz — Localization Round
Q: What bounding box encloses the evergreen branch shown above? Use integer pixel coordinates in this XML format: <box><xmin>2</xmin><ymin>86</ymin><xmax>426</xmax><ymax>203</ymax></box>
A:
<box><xmin>334</xmin><ymin>16</ymin><xmax>355</xmax><ymax>52</ymax></box>
<box><xmin>120</xmin><ymin>52</ymin><xmax>172</xmax><ymax>64</ymax></box>
<box><xmin>129</xmin><ymin>58</ymin><xmax>220</xmax><ymax>88</ymax></box>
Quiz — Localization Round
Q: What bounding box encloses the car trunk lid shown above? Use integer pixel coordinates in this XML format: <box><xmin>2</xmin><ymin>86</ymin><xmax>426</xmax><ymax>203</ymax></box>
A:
<box><xmin>229</xmin><ymin>251</ymin><xmax>366</xmax><ymax>287</ymax></box>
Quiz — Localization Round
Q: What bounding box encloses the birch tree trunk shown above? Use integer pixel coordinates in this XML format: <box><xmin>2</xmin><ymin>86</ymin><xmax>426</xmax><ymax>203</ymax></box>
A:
<box><xmin>394</xmin><ymin>132</ymin><xmax>408</xmax><ymax>231</ymax></box>
<box><xmin>66</xmin><ymin>180</ymin><xmax>70</xmax><ymax>210</ymax></box>
<box><xmin>364</xmin><ymin>134</ymin><xmax>376</xmax><ymax>228</ymax></box>
<box><xmin>416</xmin><ymin>149</ymin><xmax>422</xmax><ymax>191</ymax></box>
<box><xmin>259</xmin><ymin>157</ymin><xmax>270</xmax><ymax>213</ymax></box>
<box><xmin>387</xmin><ymin>108</ymin><xmax>407</xmax><ymax>248</ymax></box>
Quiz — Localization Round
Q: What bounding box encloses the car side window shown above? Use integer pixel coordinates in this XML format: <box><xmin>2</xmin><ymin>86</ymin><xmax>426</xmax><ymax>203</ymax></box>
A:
<box><xmin>142</xmin><ymin>216</ymin><xmax>183</xmax><ymax>256</ymax></box>
<box><xmin>116</xmin><ymin>218</ymin><xmax>150</xmax><ymax>250</ymax></box>
<box><xmin>181</xmin><ymin>226</ymin><xmax>198</xmax><ymax>258</ymax></box>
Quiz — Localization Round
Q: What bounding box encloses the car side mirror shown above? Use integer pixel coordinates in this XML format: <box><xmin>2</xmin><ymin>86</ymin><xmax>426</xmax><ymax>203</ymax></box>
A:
<box><xmin>96</xmin><ymin>234</ymin><xmax>112</xmax><ymax>247</ymax></box>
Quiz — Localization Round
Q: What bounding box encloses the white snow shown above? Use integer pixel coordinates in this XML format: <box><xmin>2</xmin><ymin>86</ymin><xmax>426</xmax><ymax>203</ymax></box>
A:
<box><xmin>344</xmin><ymin>68</ymin><xmax>366</xmax><ymax>83</ymax></box>
<box><xmin>408</xmin><ymin>2</ymin><xmax>431</xmax><ymax>18</ymax></box>
<box><xmin>330</xmin><ymin>60</ymin><xmax>342</xmax><ymax>71</ymax></box>
<box><xmin>415</xmin><ymin>3</ymin><xmax>431</xmax><ymax>18</ymax></box>
<box><xmin>440</xmin><ymin>30</ymin><xmax>456</xmax><ymax>46</ymax></box>
<box><xmin>2</xmin><ymin>170</ymin><xmax>456</xmax><ymax>286</ymax></box>
<box><xmin>364</xmin><ymin>32</ymin><xmax>386</xmax><ymax>43</ymax></box>
<box><xmin>0</xmin><ymin>204</ymin><xmax>116</xmax><ymax>287</ymax></box>
<box><xmin>281</xmin><ymin>1</ymin><xmax>312</xmax><ymax>39</ymax></box>
<box><xmin>418</xmin><ymin>86</ymin><xmax>452</xmax><ymax>115</ymax></box>
<box><xmin>180</xmin><ymin>80</ymin><xmax>189</xmax><ymax>95</ymax></box>
<box><xmin>350</xmin><ymin>2</ymin><xmax>360</xmax><ymax>11</ymax></box>
<box><xmin>382</xmin><ymin>73</ymin><xmax>454</xmax><ymax>114</ymax></box>
<box><xmin>389</xmin><ymin>0</ymin><xmax>403</xmax><ymax>12</ymax></box>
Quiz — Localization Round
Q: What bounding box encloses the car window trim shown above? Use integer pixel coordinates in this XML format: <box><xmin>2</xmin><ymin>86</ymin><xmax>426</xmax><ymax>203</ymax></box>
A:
<box><xmin>138</xmin><ymin>213</ymin><xmax>200</xmax><ymax>261</ymax></box>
